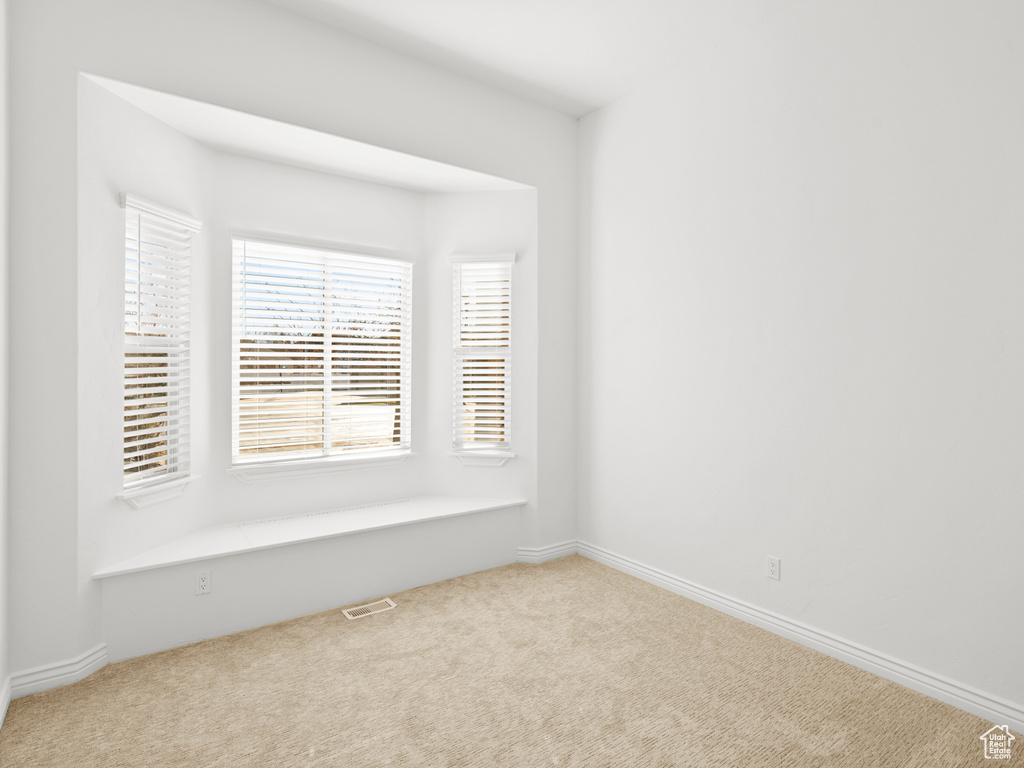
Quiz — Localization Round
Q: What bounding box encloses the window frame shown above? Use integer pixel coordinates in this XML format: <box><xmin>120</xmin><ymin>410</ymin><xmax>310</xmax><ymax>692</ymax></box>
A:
<box><xmin>230</xmin><ymin>238</ymin><xmax>413</xmax><ymax>475</ymax></box>
<box><xmin>450</xmin><ymin>252</ymin><xmax>516</xmax><ymax>467</ymax></box>
<box><xmin>119</xmin><ymin>194</ymin><xmax>201</xmax><ymax>507</ymax></box>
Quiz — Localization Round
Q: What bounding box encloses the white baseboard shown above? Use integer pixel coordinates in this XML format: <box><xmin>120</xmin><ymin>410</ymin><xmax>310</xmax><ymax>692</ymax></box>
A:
<box><xmin>11</xmin><ymin>644</ymin><xmax>108</xmax><ymax>699</ymax></box>
<box><xmin>576</xmin><ymin>540</ymin><xmax>1024</xmax><ymax>735</ymax></box>
<box><xmin>0</xmin><ymin>676</ymin><xmax>11</xmax><ymax>733</ymax></box>
<box><xmin>517</xmin><ymin>540</ymin><xmax>579</xmax><ymax>563</ymax></box>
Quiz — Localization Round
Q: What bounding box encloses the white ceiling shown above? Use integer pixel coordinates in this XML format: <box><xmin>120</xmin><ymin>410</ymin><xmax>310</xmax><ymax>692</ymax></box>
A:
<box><xmin>262</xmin><ymin>0</ymin><xmax>744</xmax><ymax>116</ymax></box>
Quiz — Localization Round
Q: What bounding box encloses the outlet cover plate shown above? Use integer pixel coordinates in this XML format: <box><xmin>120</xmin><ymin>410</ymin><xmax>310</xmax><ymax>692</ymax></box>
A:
<box><xmin>195</xmin><ymin>570</ymin><xmax>212</xmax><ymax>595</ymax></box>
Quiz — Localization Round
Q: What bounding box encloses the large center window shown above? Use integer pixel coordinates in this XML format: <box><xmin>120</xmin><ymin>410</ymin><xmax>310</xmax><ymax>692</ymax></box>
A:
<box><xmin>231</xmin><ymin>239</ymin><xmax>412</xmax><ymax>466</ymax></box>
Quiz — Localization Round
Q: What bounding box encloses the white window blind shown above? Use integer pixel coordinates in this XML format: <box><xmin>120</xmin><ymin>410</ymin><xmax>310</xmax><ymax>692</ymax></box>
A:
<box><xmin>123</xmin><ymin>195</ymin><xmax>200</xmax><ymax>489</ymax></box>
<box><xmin>232</xmin><ymin>239</ymin><xmax>412</xmax><ymax>464</ymax></box>
<box><xmin>451</xmin><ymin>254</ymin><xmax>514</xmax><ymax>453</ymax></box>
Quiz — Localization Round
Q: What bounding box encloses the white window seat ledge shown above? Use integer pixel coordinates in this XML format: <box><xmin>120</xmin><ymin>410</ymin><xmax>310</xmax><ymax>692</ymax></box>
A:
<box><xmin>93</xmin><ymin>496</ymin><xmax>526</xmax><ymax>579</ymax></box>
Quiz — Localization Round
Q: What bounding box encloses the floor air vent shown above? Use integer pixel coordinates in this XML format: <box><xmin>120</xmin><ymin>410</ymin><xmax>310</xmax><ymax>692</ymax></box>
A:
<box><xmin>343</xmin><ymin>598</ymin><xmax>396</xmax><ymax>620</ymax></box>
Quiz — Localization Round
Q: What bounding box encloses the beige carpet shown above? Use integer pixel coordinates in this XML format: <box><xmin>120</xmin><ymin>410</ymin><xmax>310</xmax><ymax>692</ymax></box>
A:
<box><xmin>0</xmin><ymin>555</ymin><xmax>1018</xmax><ymax>767</ymax></box>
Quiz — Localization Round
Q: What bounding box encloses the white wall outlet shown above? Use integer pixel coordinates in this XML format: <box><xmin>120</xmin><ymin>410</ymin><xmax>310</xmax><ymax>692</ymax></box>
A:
<box><xmin>767</xmin><ymin>556</ymin><xmax>781</xmax><ymax>581</ymax></box>
<box><xmin>195</xmin><ymin>570</ymin><xmax>212</xmax><ymax>595</ymax></box>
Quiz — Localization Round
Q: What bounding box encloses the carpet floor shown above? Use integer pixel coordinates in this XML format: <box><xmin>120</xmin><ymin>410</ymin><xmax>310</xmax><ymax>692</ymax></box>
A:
<box><xmin>0</xmin><ymin>554</ymin><xmax>1017</xmax><ymax>766</ymax></box>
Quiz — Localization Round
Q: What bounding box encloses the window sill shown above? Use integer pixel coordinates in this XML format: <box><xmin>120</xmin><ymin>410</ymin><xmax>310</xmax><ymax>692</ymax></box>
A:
<box><xmin>118</xmin><ymin>474</ymin><xmax>198</xmax><ymax>509</ymax></box>
<box><xmin>450</xmin><ymin>451</ymin><xmax>515</xmax><ymax>467</ymax></box>
<box><xmin>228</xmin><ymin>451</ymin><xmax>412</xmax><ymax>483</ymax></box>
<box><xmin>93</xmin><ymin>495</ymin><xmax>526</xmax><ymax>578</ymax></box>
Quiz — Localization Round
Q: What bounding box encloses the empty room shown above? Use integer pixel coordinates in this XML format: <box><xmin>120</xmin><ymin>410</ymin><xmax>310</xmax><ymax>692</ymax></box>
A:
<box><xmin>0</xmin><ymin>0</ymin><xmax>1021</xmax><ymax>765</ymax></box>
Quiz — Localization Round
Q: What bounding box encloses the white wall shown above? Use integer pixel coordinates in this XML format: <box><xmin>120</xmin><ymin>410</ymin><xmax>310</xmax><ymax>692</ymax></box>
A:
<box><xmin>0</xmin><ymin>0</ymin><xmax>11</xmax><ymax>722</ymax></box>
<box><xmin>9</xmin><ymin>0</ymin><xmax>576</xmax><ymax>677</ymax></box>
<box><xmin>420</xmin><ymin>190</ymin><xmax>539</xmax><ymax>503</ymax></box>
<box><xmin>78</xmin><ymin>77</ymin><xmax>214</xmax><ymax>577</ymax></box>
<box><xmin>579</xmin><ymin>0</ymin><xmax>1024</xmax><ymax>710</ymax></box>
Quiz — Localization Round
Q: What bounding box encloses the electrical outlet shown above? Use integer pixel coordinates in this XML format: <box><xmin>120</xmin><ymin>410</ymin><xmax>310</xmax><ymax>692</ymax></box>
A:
<box><xmin>195</xmin><ymin>570</ymin><xmax>212</xmax><ymax>595</ymax></box>
<box><xmin>767</xmin><ymin>556</ymin><xmax>780</xmax><ymax>581</ymax></box>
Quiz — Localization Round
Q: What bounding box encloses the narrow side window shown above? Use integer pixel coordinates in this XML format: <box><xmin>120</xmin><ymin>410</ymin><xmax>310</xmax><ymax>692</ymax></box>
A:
<box><xmin>451</xmin><ymin>253</ymin><xmax>515</xmax><ymax>462</ymax></box>
<box><xmin>122</xmin><ymin>195</ymin><xmax>200</xmax><ymax>491</ymax></box>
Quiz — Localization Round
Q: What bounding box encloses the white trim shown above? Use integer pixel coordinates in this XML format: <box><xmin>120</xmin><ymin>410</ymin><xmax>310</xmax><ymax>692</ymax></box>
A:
<box><xmin>121</xmin><ymin>193</ymin><xmax>201</xmax><ymax>232</ymax></box>
<box><xmin>449</xmin><ymin>251</ymin><xmax>516</xmax><ymax>263</ymax></box>
<box><xmin>229</xmin><ymin>452</ymin><xmax>411</xmax><ymax>483</ymax></box>
<box><xmin>11</xmin><ymin>644</ymin><xmax>108</xmax><ymax>699</ymax></box>
<box><xmin>118</xmin><ymin>474</ymin><xmax>197</xmax><ymax>508</ymax></box>
<box><xmin>450</xmin><ymin>450</ymin><xmax>515</xmax><ymax>467</ymax></box>
<box><xmin>576</xmin><ymin>541</ymin><xmax>1024</xmax><ymax>734</ymax></box>
<box><xmin>0</xmin><ymin>676</ymin><xmax>11</xmax><ymax>733</ymax></box>
<box><xmin>517</xmin><ymin>541</ymin><xmax>578</xmax><ymax>564</ymax></box>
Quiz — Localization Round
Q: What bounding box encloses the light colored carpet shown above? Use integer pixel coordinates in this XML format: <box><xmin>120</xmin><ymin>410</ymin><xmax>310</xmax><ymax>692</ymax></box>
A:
<box><xmin>0</xmin><ymin>554</ymin><xmax>1017</xmax><ymax>766</ymax></box>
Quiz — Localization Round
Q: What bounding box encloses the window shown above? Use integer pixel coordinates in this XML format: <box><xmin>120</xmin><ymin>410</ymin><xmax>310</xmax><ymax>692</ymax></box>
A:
<box><xmin>231</xmin><ymin>239</ymin><xmax>412</xmax><ymax>467</ymax></box>
<box><xmin>451</xmin><ymin>253</ymin><xmax>515</xmax><ymax>463</ymax></box>
<box><xmin>122</xmin><ymin>195</ymin><xmax>200</xmax><ymax>493</ymax></box>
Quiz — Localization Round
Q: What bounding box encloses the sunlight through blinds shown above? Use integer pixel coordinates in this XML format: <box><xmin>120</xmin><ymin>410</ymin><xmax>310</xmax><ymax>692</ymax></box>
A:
<box><xmin>232</xmin><ymin>240</ymin><xmax>412</xmax><ymax>464</ymax></box>
<box><xmin>123</xmin><ymin>195</ymin><xmax>200</xmax><ymax>489</ymax></box>
<box><xmin>452</xmin><ymin>255</ymin><xmax>514</xmax><ymax>452</ymax></box>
